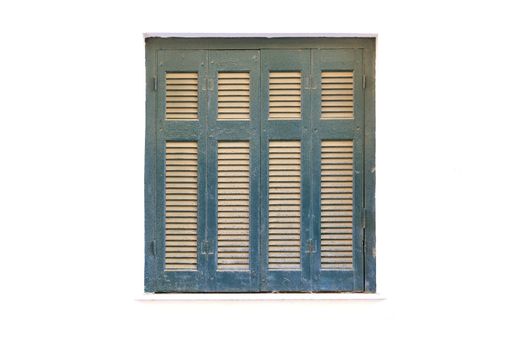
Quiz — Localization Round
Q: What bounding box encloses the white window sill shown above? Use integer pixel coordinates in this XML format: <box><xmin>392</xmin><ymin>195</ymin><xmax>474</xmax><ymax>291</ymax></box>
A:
<box><xmin>136</xmin><ymin>293</ymin><xmax>385</xmax><ymax>301</ymax></box>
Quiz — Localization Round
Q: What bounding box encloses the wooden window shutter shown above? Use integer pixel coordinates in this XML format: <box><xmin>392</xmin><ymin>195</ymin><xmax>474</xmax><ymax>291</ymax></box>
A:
<box><xmin>146</xmin><ymin>41</ymin><xmax>374</xmax><ymax>293</ymax></box>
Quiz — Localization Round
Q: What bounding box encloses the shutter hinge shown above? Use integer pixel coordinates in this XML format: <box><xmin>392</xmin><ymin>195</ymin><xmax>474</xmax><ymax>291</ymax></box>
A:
<box><xmin>153</xmin><ymin>77</ymin><xmax>157</xmax><ymax>91</ymax></box>
<box><xmin>362</xmin><ymin>208</ymin><xmax>367</xmax><ymax>229</ymax></box>
<box><xmin>306</xmin><ymin>239</ymin><xmax>317</xmax><ymax>254</ymax></box>
<box><xmin>362</xmin><ymin>75</ymin><xmax>366</xmax><ymax>89</ymax></box>
<box><xmin>151</xmin><ymin>240</ymin><xmax>157</xmax><ymax>256</ymax></box>
<box><xmin>201</xmin><ymin>240</ymin><xmax>214</xmax><ymax>255</ymax></box>
<box><xmin>207</xmin><ymin>78</ymin><xmax>214</xmax><ymax>91</ymax></box>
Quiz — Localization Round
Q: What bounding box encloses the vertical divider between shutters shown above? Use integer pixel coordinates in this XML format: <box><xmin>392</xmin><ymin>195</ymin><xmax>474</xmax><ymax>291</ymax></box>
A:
<box><xmin>310</xmin><ymin>49</ymin><xmax>322</xmax><ymax>289</ymax></box>
<box><xmin>363</xmin><ymin>43</ymin><xmax>376</xmax><ymax>292</ymax></box>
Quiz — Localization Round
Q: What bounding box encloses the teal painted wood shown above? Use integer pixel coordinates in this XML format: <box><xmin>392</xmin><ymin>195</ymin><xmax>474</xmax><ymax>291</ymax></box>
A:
<box><xmin>363</xmin><ymin>43</ymin><xmax>376</xmax><ymax>292</ymax></box>
<box><xmin>144</xmin><ymin>41</ymin><xmax>157</xmax><ymax>292</ymax></box>
<box><xmin>145</xmin><ymin>38</ymin><xmax>376</xmax><ymax>293</ymax></box>
<box><xmin>260</xmin><ymin>49</ymin><xmax>312</xmax><ymax>291</ymax></box>
<box><xmin>206</xmin><ymin>50</ymin><xmax>261</xmax><ymax>292</ymax></box>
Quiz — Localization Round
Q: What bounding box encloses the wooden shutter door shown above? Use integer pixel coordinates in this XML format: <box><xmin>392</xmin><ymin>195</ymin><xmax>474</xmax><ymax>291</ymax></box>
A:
<box><xmin>310</xmin><ymin>49</ymin><xmax>365</xmax><ymax>291</ymax></box>
<box><xmin>260</xmin><ymin>50</ymin><xmax>313</xmax><ymax>291</ymax></box>
<box><xmin>155</xmin><ymin>50</ymin><xmax>208</xmax><ymax>292</ymax></box>
<box><xmin>207</xmin><ymin>51</ymin><xmax>261</xmax><ymax>291</ymax></box>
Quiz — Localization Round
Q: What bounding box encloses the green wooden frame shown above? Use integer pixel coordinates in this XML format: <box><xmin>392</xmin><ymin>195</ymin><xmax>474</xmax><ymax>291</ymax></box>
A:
<box><xmin>145</xmin><ymin>37</ymin><xmax>376</xmax><ymax>293</ymax></box>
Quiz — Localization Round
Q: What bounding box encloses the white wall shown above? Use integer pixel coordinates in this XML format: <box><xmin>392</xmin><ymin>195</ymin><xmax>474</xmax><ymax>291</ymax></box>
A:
<box><xmin>1</xmin><ymin>1</ymin><xmax>524</xmax><ymax>349</ymax></box>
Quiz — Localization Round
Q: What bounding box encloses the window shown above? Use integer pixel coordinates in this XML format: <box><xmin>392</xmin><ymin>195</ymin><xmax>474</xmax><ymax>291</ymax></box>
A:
<box><xmin>145</xmin><ymin>37</ymin><xmax>376</xmax><ymax>293</ymax></box>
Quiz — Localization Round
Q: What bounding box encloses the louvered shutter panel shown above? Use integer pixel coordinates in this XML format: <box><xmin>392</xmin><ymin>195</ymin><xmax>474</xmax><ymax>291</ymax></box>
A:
<box><xmin>165</xmin><ymin>141</ymin><xmax>199</xmax><ymax>270</ymax></box>
<box><xmin>217</xmin><ymin>141</ymin><xmax>250</xmax><ymax>271</ymax></box>
<box><xmin>151</xmin><ymin>50</ymin><xmax>207</xmax><ymax>292</ymax></box>
<box><xmin>268</xmin><ymin>141</ymin><xmax>302</xmax><ymax>270</ymax></box>
<box><xmin>218</xmin><ymin>72</ymin><xmax>251</xmax><ymax>120</ymax></box>
<box><xmin>311</xmin><ymin>49</ymin><xmax>365</xmax><ymax>291</ymax></box>
<box><xmin>165</xmin><ymin>72</ymin><xmax>199</xmax><ymax>120</ymax></box>
<box><xmin>269</xmin><ymin>72</ymin><xmax>302</xmax><ymax>120</ymax></box>
<box><xmin>320</xmin><ymin>140</ymin><xmax>353</xmax><ymax>270</ymax></box>
<box><xmin>207</xmin><ymin>50</ymin><xmax>260</xmax><ymax>292</ymax></box>
<box><xmin>261</xmin><ymin>50</ymin><xmax>311</xmax><ymax>291</ymax></box>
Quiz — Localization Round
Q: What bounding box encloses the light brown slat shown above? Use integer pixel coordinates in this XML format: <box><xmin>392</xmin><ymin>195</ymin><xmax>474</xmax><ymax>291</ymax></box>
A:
<box><xmin>217</xmin><ymin>141</ymin><xmax>250</xmax><ymax>271</ymax></box>
<box><xmin>218</xmin><ymin>72</ymin><xmax>250</xmax><ymax>121</ymax></box>
<box><xmin>322</xmin><ymin>71</ymin><xmax>353</xmax><ymax>77</ymax></box>
<box><xmin>321</xmin><ymin>140</ymin><xmax>354</xmax><ymax>271</ymax></box>
<box><xmin>268</xmin><ymin>141</ymin><xmax>301</xmax><ymax>270</ymax></box>
<box><xmin>269</xmin><ymin>71</ymin><xmax>301</xmax><ymax>120</ymax></box>
<box><xmin>164</xmin><ymin>141</ymin><xmax>198</xmax><ymax>271</ymax></box>
<box><xmin>321</xmin><ymin>71</ymin><xmax>354</xmax><ymax>120</ymax></box>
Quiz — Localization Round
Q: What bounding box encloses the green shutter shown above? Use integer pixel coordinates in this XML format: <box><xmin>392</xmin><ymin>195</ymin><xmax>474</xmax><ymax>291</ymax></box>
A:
<box><xmin>145</xmin><ymin>39</ymin><xmax>374</xmax><ymax>293</ymax></box>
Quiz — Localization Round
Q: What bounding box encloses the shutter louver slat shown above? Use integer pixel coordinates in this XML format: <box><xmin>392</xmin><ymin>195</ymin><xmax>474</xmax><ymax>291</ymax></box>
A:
<box><xmin>218</xmin><ymin>72</ymin><xmax>250</xmax><ymax>120</ymax></box>
<box><xmin>268</xmin><ymin>141</ymin><xmax>301</xmax><ymax>270</ymax></box>
<box><xmin>166</xmin><ymin>72</ymin><xmax>199</xmax><ymax>120</ymax></box>
<box><xmin>217</xmin><ymin>141</ymin><xmax>250</xmax><ymax>271</ymax></box>
<box><xmin>165</xmin><ymin>141</ymin><xmax>199</xmax><ymax>271</ymax></box>
<box><xmin>321</xmin><ymin>140</ymin><xmax>353</xmax><ymax>270</ymax></box>
<box><xmin>269</xmin><ymin>72</ymin><xmax>301</xmax><ymax>120</ymax></box>
<box><xmin>321</xmin><ymin>71</ymin><xmax>354</xmax><ymax>119</ymax></box>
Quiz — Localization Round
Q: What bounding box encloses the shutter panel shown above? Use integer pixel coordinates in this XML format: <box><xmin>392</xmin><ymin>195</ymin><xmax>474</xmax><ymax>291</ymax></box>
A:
<box><xmin>311</xmin><ymin>49</ymin><xmax>365</xmax><ymax>291</ymax></box>
<box><xmin>218</xmin><ymin>72</ymin><xmax>250</xmax><ymax>120</ymax></box>
<box><xmin>321</xmin><ymin>140</ymin><xmax>353</xmax><ymax>270</ymax></box>
<box><xmin>217</xmin><ymin>141</ymin><xmax>250</xmax><ymax>271</ymax></box>
<box><xmin>207</xmin><ymin>50</ymin><xmax>260</xmax><ymax>291</ymax></box>
<box><xmin>165</xmin><ymin>141</ymin><xmax>199</xmax><ymax>270</ymax></box>
<box><xmin>321</xmin><ymin>71</ymin><xmax>354</xmax><ymax>119</ymax></box>
<box><xmin>261</xmin><ymin>49</ymin><xmax>311</xmax><ymax>291</ymax></box>
<box><xmin>153</xmin><ymin>50</ymin><xmax>207</xmax><ymax>292</ymax></box>
<box><xmin>269</xmin><ymin>72</ymin><xmax>302</xmax><ymax>119</ymax></box>
<box><xmin>268</xmin><ymin>141</ymin><xmax>301</xmax><ymax>270</ymax></box>
<box><xmin>166</xmin><ymin>72</ymin><xmax>199</xmax><ymax>120</ymax></box>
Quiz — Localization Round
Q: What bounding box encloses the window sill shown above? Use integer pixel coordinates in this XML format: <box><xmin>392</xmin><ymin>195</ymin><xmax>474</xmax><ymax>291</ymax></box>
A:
<box><xmin>136</xmin><ymin>293</ymin><xmax>385</xmax><ymax>301</ymax></box>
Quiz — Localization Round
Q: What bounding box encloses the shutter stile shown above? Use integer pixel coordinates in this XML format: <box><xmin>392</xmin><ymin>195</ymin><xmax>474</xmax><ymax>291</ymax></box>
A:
<box><xmin>165</xmin><ymin>141</ymin><xmax>199</xmax><ymax>271</ymax></box>
<box><xmin>165</xmin><ymin>72</ymin><xmax>199</xmax><ymax>120</ymax></box>
<box><xmin>217</xmin><ymin>141</ymin><xmax>251</xmax><ymax>271</ymax></box>
<box><xmin>320</xmin><ymin>140</ymin><xmax>353</xmax><ymax>270</ymax></box>
<box><xmin>321</xmin><ymin>71</ymin><xmax>354</xmax><ymax>119</ymax></box>
<box><xmin>268</xmin><ymin>141</ymin><xmax>302</xmax><ymax>270</ymax></box>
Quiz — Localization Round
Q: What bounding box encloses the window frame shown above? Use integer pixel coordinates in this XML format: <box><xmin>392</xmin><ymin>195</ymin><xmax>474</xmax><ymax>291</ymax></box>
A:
<box><xmin>145</xmin><ymin>36</ymin><xmax>376</xmax><ymax>293</ymax></box>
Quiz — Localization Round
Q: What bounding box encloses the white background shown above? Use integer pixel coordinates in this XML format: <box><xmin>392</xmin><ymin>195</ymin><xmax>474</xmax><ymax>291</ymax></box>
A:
<box><xmin>1</xmin><ymin>1</ymin><xmax>524</xmax><ymax>349</ymax></box>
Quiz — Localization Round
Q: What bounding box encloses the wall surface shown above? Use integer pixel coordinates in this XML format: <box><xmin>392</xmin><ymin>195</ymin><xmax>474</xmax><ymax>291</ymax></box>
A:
<box><xmin>1</xmin><ymin>1</ymin><xmax>524</xmax><ymax>349</ymax></box>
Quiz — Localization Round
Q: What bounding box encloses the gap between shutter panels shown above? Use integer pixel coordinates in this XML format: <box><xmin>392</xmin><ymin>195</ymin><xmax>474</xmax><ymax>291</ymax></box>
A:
<box><xmin>217</xmin><ymin>141</ymin><xmax>250</xmax><ymax>271</ymax></box>
<box><xmin>268</xmin><ymin>141</ymin><xmax>302</xmax><ymax>270</ymax></box>
<box><xmin>218</xmin><ymin>72</ymin><xmax>250</xmax><ymax>120</ymax></box>
<box><xmin>269</xmin><ymin>71</ymin><xmax>301</xmax><ymax>120</ymax></box>
<box><xmin>321</xmin><ymin>71</ymin><xmax>354</xmax><ymax>119</ymax></box>
<box><xmin>165</xmin><ymin>141</ymin><xmax>199</xmax><ymax>271</ymax></box>
<box><xmin>321</xmin><ymin>140</ymin><xmax>354</xmax><ymax>270</ymax></box>
<box><xmin>165</xmin><ymin>72</ymin><xmax>199</xmax><ymax>120</ymax></box>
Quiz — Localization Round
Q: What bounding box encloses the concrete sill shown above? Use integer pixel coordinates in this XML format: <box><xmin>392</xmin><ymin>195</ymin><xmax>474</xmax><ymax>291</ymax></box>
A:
<box><xmin>136</xmin><ymin>293</ymin><xmax>385</xmax><ymax>301</ymax></box>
